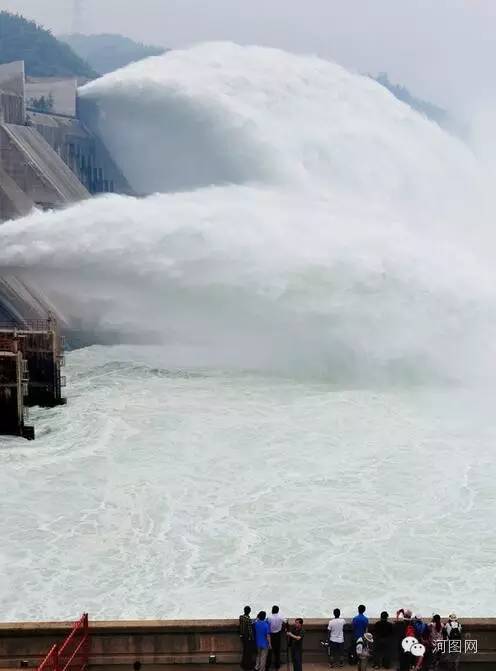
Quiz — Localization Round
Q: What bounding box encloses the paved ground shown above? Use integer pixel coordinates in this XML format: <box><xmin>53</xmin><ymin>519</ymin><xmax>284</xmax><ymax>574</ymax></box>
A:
<box><xmin>301</xmin><ymin>665</ymin><xmax>357</xmax><ymax>670</ymax></box>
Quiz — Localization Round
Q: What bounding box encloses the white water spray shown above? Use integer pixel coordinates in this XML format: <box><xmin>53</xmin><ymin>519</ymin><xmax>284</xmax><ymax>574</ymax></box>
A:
<box><xmin>1</xmin><ymin>42</ymin><xmax>495</xmax><ymax>381</ymax></box>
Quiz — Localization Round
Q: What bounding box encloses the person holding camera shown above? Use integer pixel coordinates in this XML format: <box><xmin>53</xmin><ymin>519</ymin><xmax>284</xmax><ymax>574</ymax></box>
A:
<box><xmin>287</xmin><ymin>618</ymin><xmax>305</xmax><ymax>671</ymax></box>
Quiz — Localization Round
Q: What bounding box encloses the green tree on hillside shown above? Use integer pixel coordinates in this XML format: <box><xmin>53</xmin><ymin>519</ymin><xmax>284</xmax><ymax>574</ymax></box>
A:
<box><xmin>0</xmin><ymin>11</ymin><xmax>96</xmax><ymax>78</ymax></box>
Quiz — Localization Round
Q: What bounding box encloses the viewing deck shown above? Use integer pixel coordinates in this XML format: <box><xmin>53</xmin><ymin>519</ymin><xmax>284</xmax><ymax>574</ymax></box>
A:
<box><xmin>0</xmin><ymin>618</ymin><xmax>494</xmax><ymax>670</ymax></box>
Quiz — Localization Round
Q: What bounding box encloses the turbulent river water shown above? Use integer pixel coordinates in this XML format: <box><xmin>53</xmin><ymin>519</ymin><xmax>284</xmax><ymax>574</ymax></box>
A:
<box><xmin>0</xmin><ymin>43</ymin><xmax>495</xmax><ymax>619</ymax></box>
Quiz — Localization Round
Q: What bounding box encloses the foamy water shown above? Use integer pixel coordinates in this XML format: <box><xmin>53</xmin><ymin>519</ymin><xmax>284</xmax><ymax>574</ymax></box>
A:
<box><xmin>0</xmin><ymin>44</ymin><xmax>495</xmax><ymax>618</ymax></box>
<box><xmin>0</xmin><ymin>346</ymin><xmax>495</xmax><ymax>620</ymax></box>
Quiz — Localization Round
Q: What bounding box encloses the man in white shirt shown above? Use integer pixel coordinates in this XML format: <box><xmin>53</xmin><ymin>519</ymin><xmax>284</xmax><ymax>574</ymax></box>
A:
<box><xmin>267</xmin><ymin>605</ymin><xmax>285</xmax><ymax>670</ymax></box>
<box><xmin>327</xmin><ymin>608</ymin><xmax>346</xmax><ymax>668</ymax></box>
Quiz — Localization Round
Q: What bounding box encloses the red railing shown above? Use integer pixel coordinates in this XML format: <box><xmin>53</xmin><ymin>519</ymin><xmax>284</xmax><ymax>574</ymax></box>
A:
<box><xmin>37</xmin><ymin>614</ymin><xmax>89</xmax><ymax>671</ymax></box>
<box><xmin>38</xmin><ymin>645</ymin><xmax>58</xmax><ymax>671</ymax></box>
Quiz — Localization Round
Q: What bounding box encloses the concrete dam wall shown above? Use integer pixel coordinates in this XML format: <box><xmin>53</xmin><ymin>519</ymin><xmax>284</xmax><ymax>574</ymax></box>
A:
<box><xmin>0</xmin><ymin>619</ymin><xmax>494</xmax><ymax>669</ymax></box>
<box><xmin>0</xmin><ymin>60</ymin><xmax>132</xmax><ymax>328</ymax></box>
<box><xmin>0</xmin><ymin>277</ymin><xmax>57</xmax><ymax>323</ymax></box>
<box><xmin>0</xmin><ymin>122</ymin><xmax>90</xmax><ymax>206</ymax></box>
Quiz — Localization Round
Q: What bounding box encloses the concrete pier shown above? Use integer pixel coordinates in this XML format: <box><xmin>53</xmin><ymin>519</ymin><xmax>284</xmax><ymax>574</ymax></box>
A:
<box><xmin>0</xmin><ymin>619</ymin><xmax>494</xmax><ymax>669</ymax></box>
<box><xmin>0</xmin><ymin>317</ymin><xmax>65</xmax><ymax>439</ymax></box>
<box><xmin>0</xmin><ymin>331</ymin><xmax>33</xmax><ymax>439</ymax></box>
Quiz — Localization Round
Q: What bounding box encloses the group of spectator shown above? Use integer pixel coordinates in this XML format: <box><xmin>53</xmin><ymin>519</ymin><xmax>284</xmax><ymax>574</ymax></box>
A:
<box><xmin>327</xmin><ymin>605</ymin><xmax>462</xmax><ymax>670</ymax></box>
<box><xmin>239</xmin><ymin>606</ymin><xmax>304</xmax><ymax>671</ymax></box>
<box><xmin>239</xmin><ymin>604</ymin><xmax>463</xmax><ymax>671</ymax></box>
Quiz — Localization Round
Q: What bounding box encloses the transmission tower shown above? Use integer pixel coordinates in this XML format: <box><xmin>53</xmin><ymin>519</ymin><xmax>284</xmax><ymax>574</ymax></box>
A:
<box><xmin>72</xmin><ymin>0</ymin><xmax>84</xmax><ymax>34</ymax></box>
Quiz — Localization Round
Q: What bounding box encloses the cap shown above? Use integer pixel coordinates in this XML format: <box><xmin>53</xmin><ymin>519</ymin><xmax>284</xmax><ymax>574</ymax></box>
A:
<box><xmin>448</xmin><ymin>613</ymin><xmax>457</xmax><ymax>620</ymax></box>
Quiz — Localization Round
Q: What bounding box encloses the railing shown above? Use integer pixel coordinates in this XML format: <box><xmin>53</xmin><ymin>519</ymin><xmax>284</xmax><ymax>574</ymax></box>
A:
<box><xmin>38</xmin><ymin>645</ymin><xmax>58</xmax><ymax>671</ymax></box>
<box><xmin>37</xmin><ymin>614</ymin><xmax>89</xmax><ymax>671</ymax></box>
<box><xmin>0</xmin><ymin>319</ymin><xmax>56</xmax><ymax>332</ymax></box>
<box><xmin>59</xmin><ymin>613</ymin><xmax>90</xmax><ymax>671</ymax></box>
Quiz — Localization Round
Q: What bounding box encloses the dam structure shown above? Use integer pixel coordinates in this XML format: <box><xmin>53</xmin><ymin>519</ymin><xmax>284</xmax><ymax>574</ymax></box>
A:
<box><xmin>0</xmin><ymin>60</ymin><xmax>131</xmax><ymax>435</ymax></box>
<box><xmin>0</xmin><ymin>317</ymin><xmax>66</xmax><ymax>439</ymax></box>
<box><xmin>0</xmin><ymin>328</ymin><xmax>33</xmax><ymax>439</ymax></box>
<box><xmin>0</xmin><ymin>60</ymin><xmax>131</xmax><ymax>324</ymax></box>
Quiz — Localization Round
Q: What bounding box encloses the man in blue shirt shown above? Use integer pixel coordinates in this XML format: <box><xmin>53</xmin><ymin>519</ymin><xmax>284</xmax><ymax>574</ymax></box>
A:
<box><xmin>254</xmin><ymin>611</ymin><xmax>271</xmax><ymax>671</ymax></box>
<box><xmin>349</xmin><ymin>605</ymin><xmax>368</xmax><ymax>664</ymax></box>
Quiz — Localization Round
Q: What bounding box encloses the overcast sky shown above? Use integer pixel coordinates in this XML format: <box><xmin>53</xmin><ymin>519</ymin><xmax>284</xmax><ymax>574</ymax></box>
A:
<box><xmin>3</xmin><ymin>0</ymin><xmax>496</xmax><ymax>112</ymax></box>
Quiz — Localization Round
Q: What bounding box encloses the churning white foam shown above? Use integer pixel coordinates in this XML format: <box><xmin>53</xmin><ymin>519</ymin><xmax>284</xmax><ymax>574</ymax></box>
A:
<box><xmin>1</xmin><ymin>44</ymin><xmax>495</xmax><ymax>381</ymax></box>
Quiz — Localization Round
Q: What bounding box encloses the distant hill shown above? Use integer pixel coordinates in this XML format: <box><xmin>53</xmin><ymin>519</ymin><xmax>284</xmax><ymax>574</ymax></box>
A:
<box><xmin>373</xmin><ymin>72</ymin><xmax>448</xmax><ymax>127</ymax></box>
<box><xmin>61</xmin><ymin>33</ymin><xmax>167</xmax><ymax>75</ymax></box>
<box><xmin>0</xmin><ymin>11</ymin><xmax>96</xmax><ymax>79</ymax></box>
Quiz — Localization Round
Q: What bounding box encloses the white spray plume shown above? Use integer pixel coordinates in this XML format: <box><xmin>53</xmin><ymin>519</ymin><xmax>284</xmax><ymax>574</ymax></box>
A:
<box><xmin>1</xmin><ymin>43</ymin><xmax>496</xmax><ymax>381</ymax></box>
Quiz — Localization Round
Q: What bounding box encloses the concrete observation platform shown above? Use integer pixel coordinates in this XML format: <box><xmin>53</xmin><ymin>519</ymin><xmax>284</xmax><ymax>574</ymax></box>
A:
<box><xmin>0</xmin><ymin>619</ymin><xmax>495</xmax><ymax>670</ymax></box>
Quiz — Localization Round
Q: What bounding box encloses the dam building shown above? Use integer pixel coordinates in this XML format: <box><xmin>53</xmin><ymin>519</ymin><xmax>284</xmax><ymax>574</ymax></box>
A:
<box><xmin>0</xmin><ymin>60</ymin><xmax>131</xmax><ymax>221</ymax></box>
<box><xmin>0</xmin><ymin>59</ymin><xmax>132</xmax><ymax>322</ymax></box>
<box><xmin>0</xmin><ymin>61</ymin><xmax>129</xmax><ymax>437</ymax></box>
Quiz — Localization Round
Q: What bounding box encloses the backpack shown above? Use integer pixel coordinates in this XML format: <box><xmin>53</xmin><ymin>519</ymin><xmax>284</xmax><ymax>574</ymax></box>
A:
<box><xmin>356</xmin><ymin>638</ymin><xmax>369</xmax><ymax>659</ymax></box>
<box><xmin>413</xmin><ymin>621</ymin><xmax>427</xmax><ymax>638</ymax></box>
<box><xmin>448</xmin><ymin>623</ymin><xmax>461</xmax><ymax>641</ymax></box>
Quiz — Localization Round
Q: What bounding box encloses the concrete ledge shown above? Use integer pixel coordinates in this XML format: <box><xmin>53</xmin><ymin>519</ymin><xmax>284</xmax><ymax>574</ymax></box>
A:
<box><xmin>1</xmin><ymin>618</ymin><xmax>496</xmax><ymax>632</ymax></box>
<box><xmin>0</xmin><ymin>619</ymin><xmax>495</xmax><ymax>668</ymax></box>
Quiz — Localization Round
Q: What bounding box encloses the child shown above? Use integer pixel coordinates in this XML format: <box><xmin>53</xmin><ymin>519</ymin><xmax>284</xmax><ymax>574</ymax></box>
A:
<box><xmin>356</xmin><ymin>633</ymin><xmax>374</xmax><ymax>671</ymax></box>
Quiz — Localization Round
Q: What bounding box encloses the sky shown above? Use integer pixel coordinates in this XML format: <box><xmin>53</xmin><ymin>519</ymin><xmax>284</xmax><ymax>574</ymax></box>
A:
<box><xmin>3</xmin><ymin>0</ymin><xmax>496</xmax><ymax>112</ymax></box>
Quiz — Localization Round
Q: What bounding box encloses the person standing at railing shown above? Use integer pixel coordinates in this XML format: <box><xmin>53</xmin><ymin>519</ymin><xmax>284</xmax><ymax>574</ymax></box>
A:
<box><xmin>443</xmin><ymin>613</ymin><xmax>462</xmax><ymax>671</ymax></box>
<box><xmin>327</xmin><ymin>607</ymin><xmax>346</xmax><ymax>668</ymax></box>
<box><xmin>239</xmin><ymin>606</ymin><xmax>256</xmax><ymax>670</ymax></box>
<box><xmin>254</xmin><ymin>611</ymin><xmax>272</xmax><ymax>671</ymax></box>
<box><xmin>349</xmin><ymin>605</ymin><xmax>369</xmax><ymax>664</ymax></box>
<box><xmin>429</xmin><ymin>615</ymin><xmax>444</xmax><ymax>670</ymax></box>
<box><xmin>372</xmin><ymin>611</ymin><xmax>393</xmax><ymax>669</ymax></box>
<box><xmin>267</xmin><ymin>605</ymin><xmax>285</xmax><ymax>670</ymax></box>
<box><xmin>286</xmin><ymin>618</ymin><xmax>305</xmax><ymax>671</ymax></box>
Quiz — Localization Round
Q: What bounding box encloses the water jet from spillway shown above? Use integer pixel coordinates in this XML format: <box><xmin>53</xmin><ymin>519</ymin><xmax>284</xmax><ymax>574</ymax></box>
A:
<box><xmin>0</xmin><ymin>43</ymin><xmax>495</xmax><ymax>383</ymax></box>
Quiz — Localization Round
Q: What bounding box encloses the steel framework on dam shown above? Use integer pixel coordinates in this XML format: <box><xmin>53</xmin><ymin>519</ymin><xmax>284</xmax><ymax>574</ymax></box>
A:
<box><xmin>0</xmin><ymin>317</ymin><xmax>66</xmax><ymax>440</ymax></box>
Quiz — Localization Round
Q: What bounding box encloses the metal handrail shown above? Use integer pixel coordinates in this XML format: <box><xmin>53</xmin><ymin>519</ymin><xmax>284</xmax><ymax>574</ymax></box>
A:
<box><xmin>37</xmin><ymin>645</ymin><xmax>58</xmax><ymax>671</ymax></box>
<box><xmin>37</xmin><ymin>614</ymin><xmax>89</xmax><ymax>671</ymax></box>
<box><xmin>0</xmin><ymin>319</ymin><xmax>56</xmax><ymax>331</ymax></box>
<box><xmin>58</xmin><ymin>614</ymin><xmax>89</xmax><ymax>671</ymax></box>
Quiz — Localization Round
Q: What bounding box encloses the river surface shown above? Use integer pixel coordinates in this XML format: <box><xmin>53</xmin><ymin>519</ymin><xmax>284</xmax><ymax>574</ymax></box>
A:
<box><xmin>0</xmin><ymin>345</ymin><xmax>494</xmax><ymax>620</ymax></box>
